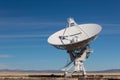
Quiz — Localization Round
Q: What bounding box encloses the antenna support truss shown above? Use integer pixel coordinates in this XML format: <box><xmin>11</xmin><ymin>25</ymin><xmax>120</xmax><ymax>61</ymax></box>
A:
<box><xmin>62</xmin><ymin>45</ymin><xmax>93</xmax><ymax>76</ymax></box>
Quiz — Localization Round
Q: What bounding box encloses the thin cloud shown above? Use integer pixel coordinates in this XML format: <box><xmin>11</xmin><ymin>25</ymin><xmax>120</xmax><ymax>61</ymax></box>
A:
<box><xmin>0</xmin><ymin>34</ymin><xmax>50</xmax><ymax>38</ymax></box>
<box><xmin>0</xmin><ymin>54</ymin><xmax>13</xmax><ymax>58</ymax></box>
<box><xmin>0</xmin><ymin>45</ymin><xmax>51</xmax><ymax>49</ymax></box>
<box><xmin>0</xmin><ymin>64</ymin><xmax>9</xmax><ymax>69</ymax></box>
<box><xmin>0</xmin><ymin>17</ymin><xmax>64</xmax><ymax>27</ymax></box>
<box><xmin>0</xmin><ymin>21</ymin><xmax>64</xmax><ymax>26</ymax></box>
<box><xmin>101</xmin><ymin>23</ymin><xmax>120</xmax><ymax>26</ymax></box>
<box><xmin>101</xmin><ymin>23</ymin><xmax>120</xmax><ymax>35</ymax></box>
<box><xmin>101</xmin><ymin>29</ymin><xmax>120</xmax><ymax>35</ymax></box>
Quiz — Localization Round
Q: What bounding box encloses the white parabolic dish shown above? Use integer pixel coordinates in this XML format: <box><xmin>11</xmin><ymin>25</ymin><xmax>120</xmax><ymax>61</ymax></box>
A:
<box><xmin>48</xmin><ymin>18</ymin><xmax>102</xmax><ymax>50</ymax></box>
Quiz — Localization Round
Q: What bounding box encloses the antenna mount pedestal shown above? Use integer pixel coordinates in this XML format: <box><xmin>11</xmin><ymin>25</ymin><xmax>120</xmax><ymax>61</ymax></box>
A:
<box><xmin>48</xmin><ymin>18</ymin><xmax>102</xmax><ymax>77</ymax></box>
<box><xmin>63</xmin><ymin>46</ymin><xmax>92</xmax><ymax>76</ymax></box>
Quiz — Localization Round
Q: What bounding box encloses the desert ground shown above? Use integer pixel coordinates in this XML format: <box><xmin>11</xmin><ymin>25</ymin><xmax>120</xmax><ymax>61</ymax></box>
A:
<box><xmin>0</xmin><ymin>72</ymin><xmax>119</xmax><ymax>80</ymax></box>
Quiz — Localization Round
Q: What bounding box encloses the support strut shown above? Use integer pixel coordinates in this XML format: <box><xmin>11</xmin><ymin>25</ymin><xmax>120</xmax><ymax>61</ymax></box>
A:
<box><xmin>62</xmin><ymin>46</ymin><xmax>92</xmax><ymax>77</ymax></box>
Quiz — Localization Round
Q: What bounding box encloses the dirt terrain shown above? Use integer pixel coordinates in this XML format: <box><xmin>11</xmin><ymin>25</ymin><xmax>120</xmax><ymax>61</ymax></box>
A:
<box><xmin>0</xmin><ymin>72</ymin><xmax>120</xmax><ymax>80</ymax></box>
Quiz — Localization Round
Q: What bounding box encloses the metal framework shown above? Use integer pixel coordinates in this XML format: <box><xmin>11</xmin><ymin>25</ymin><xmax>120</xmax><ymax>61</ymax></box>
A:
<box><xmin>48</xmin><ymin>18</ymin><xmax>102</xmax><ymax>77</ymax></box>
<box><xmin>62</xmin><ymin>45</ymin><xmax>92</xmax><ymax>76</ymax></box>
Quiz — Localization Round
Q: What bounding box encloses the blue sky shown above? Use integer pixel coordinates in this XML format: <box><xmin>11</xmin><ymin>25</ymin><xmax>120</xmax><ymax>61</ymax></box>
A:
<box><xmin>0</xmin><ymin>0</ymin><xmax>120</xmax><ymax>71</ymax></box>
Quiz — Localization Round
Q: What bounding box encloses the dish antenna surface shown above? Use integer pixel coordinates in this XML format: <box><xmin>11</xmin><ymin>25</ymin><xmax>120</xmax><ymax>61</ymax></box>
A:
<box><xmin>48</xmin><ymin>18</ymin><xmax>102</xmax><ymax>76</ymax></box>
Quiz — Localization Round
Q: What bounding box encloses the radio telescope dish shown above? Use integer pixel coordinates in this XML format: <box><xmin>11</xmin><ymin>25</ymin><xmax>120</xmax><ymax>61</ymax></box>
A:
<box><xmin>48</xmin><ymin>18</ymin><xmax>102</xmax><ymax>76</ymax></box>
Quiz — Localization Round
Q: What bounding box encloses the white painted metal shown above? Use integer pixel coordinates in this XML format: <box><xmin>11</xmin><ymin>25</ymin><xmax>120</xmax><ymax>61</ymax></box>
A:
<box><xmin>48</xmin><ymin>18</ymin><xmax>102</xmax><ymax>76</ymax></box>
<box><xmin>48</xmin><ymin>18</ymin><xmax>102</xmax><ymax>46</ymax></box>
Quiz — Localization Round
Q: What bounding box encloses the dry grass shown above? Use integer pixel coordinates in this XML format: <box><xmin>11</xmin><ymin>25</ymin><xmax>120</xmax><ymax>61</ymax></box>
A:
<box><xmin>0</xmin><ymin>72</ymin><xmax>120</xmax><ymax>80</ymax></box>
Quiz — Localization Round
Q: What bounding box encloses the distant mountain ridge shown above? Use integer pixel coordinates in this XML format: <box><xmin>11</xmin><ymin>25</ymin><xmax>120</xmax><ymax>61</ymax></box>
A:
<box><xmin>93</xmin><ymin>69</ymin><xmax>120</xmax><ymax>73</ymax></box>
<box><xmin>0</xmin><ymin>69</ymin><xmax>120</xmax><ymax>73</ymax></box>
<box><xmin>0</xmin><ymin>69</ymin><xmax>63</xmax><ymax>73</ymax></box>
